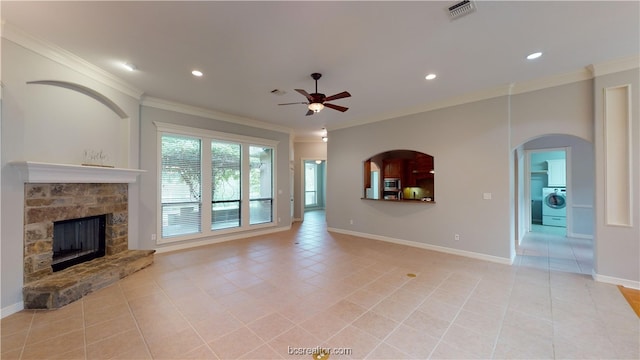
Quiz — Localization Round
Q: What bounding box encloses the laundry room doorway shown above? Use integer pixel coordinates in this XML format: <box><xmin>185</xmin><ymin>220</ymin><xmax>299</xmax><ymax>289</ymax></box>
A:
<box><xmin>527</xmin><ymin>148</ymin><xmax>568</xmax><ymax>236</ymax></box>
<box><xmin>514</xmin><ymin>134</ymin><xmax>595</xmax><ymax>275</ymax></box>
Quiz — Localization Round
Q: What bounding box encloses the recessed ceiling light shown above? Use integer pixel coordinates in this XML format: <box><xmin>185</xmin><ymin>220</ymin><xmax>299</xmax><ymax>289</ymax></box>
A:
<box><xmin>425</xmin><ymin>73</ymin><xmax>437</xmax><ymax>80</ymax></box>
<box><xmin>526</xmin><ymin>52</ymin><xmax>543</xmax><ymax>60</ymax></box>
<box><xmin>122</xmin><ymin>63</ymin><xmax>136</xmax><ymax>71</ymax></box>
<box><xmin>192</xmin><ymin>70</ymin><xmax>203</xmax><ymax>77</ymax></box>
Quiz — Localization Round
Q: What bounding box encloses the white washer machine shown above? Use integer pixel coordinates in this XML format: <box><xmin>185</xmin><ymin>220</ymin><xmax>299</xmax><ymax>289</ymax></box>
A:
<box><xmin>542</xmin><ymin>187</ymin><xmax>566</xmax><ymax>227</ymax></box>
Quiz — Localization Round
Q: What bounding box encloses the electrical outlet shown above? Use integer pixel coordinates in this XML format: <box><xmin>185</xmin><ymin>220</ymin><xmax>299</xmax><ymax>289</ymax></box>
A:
<box><xmin>350</xmin><ymin>219</ymin><xmax>354</xmax><ymax>225</ymax></box>
<box><xmin>151</xmin><ymin>234</ymin><xmax>156</xmax><ymax>241</ymax></box>
<box><xmin>278</xmin><ymin>217</ymin><xmax>281</xmax><ymax>223</ymax></box>
<box><xmin>454</xmin><ymin>234</ymin><xmax>460</xmax><ymax>241</ymax></box>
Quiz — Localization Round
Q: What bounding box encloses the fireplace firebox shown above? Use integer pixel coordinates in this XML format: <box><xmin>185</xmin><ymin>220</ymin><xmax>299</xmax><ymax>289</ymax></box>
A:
<box><xmin>52</xmin><ymin>214</ymin><xmax>106</xmax><ymax>272</ymax></box>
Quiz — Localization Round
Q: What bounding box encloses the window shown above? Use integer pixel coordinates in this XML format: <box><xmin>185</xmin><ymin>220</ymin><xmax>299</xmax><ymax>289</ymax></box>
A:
<box><xmin>156</xmin><ymin>122</ymin><xmax>278</xmax><ymax>243</ymax></box>
<box><xmin>249</xmin><ymin>145</ymin><xmax>273</xmax><ymax>224</ymax></box>
<box><xmin>211</xmin><ymin>141</ymin><xmax>241</xmax><ymax>230</ymax></box>
<box><xmin>305</xmin><ymin>162</ymin><xmax>317</xmax><ymax>206</ymax></box>
<box><xmin>160</xmin><ymin>134</ymin><xmax>202</xmax><ymax>238</ymax></box>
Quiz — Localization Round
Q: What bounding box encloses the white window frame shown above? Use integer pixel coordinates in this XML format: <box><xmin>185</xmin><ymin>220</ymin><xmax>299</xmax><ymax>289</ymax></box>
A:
<box><xmin>155</xmin><ymin>121</ymin><xmax>278</xmax><ymax>244</ymax></box>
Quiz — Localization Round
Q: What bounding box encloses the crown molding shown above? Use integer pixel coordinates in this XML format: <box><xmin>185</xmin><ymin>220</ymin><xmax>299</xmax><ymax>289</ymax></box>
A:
<box><xmin>332</xmin><ymin>84</ymin><xmax>511</xmax><ymax>131</ymax></box>
<box><xmin>588</xmin><ymin>55</ymin><xmax>640</xmax><ymax>77</ymax></box>
<box><xmin>293</xmin><ymin>136</ymin><xmax>327</xmax><ymax>143</ymax></box>
<box><xmin>142</xmin><ymin>96</ymin><xmax>293</xmax><ymax>136</ymax></box>
<box><xmin>333</xmin><ymin>55</ymin><xmax>640</xmax><ymax>132</ymax></box>
<box><xmin>1</xmin><ymin>21</ymin><xmax>144</xmax><ymax>99</ymax></box>
<box><xmin>510</xmin><ymin>68</ymin><xmax>594</xmax><ymax>95</ymax></box>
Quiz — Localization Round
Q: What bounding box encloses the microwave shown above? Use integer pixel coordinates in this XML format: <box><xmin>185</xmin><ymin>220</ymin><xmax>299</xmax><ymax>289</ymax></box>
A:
<box><xmin>384</xmin><ymin>178</ymin><xmax>401</xmax><ymax>191</ymax></box>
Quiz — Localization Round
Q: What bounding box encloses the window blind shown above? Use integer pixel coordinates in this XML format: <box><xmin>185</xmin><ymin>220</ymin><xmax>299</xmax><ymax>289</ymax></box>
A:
<box><xmin>160</xmin><ymin>134</ymin><xmax>202</xmax><ymax>238</ymax></box>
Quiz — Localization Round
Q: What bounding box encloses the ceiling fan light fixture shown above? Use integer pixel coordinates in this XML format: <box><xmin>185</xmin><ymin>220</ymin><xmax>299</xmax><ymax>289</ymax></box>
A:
<box><xmin>308</xmin><ymin>102</ymin><xmax>324</xmax><ymax>113</ymax></box>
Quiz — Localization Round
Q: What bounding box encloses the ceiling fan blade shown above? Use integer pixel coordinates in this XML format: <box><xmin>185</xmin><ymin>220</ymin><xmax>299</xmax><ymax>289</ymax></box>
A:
<box><xmin>295</xmin><ymin>89</ymin><xmax>314</xmax><ymax>102</ymax></box>
<box><xmin>324</xmin><ymin>103</ymin><xmax>349</xmax><ymax>112</ymax></box>
<box><xmin>324</xmin><ymin>91</ymin><xmax>351</xmax><ymax>102</ymax></box>
<box><xmin>278</xmin><ymin>102</ymin><xmax>307</xmax><ymax>106</ymax></box>
<box><xmin>305</xmin><ymin>109</ymin><xmax>314</xmax><ymax>116</ymax></box>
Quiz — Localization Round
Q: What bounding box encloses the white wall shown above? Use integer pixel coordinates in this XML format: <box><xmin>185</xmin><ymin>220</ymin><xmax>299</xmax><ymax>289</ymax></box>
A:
<box><xmin>328</xmin><ymin>96</ymin><xmax>512</xmax><ymax>262</ymax></box>
<box><xmin>594</xmin><ymin>68</ymin><xmax>640</xmax><ymax>286</ymax></box>
<box><xmin>1</xmin><ymin>38</ymin><xmax>141</xmax><ymax>313</ymax></box>
<box><xmin>327</xmin><ymin>71</ymin><xmax>638</xmax><ymax>287</ymax></box>
<box><xmin>510</xmin><ymin>80</ymin><xmax>594</xmax><ymax>147</ymax></box>
<box><xmin>138</xmin><ymin>104</ymin><xmax>292</xmax><ymax>252</ymax></box>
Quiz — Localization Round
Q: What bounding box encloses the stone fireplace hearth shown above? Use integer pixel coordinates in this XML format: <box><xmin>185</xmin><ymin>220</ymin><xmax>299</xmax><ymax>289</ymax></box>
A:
<box><xmin>12</xmin><ymin>161</ymin><xmax>153</xmax><ymax>309</ymax></box>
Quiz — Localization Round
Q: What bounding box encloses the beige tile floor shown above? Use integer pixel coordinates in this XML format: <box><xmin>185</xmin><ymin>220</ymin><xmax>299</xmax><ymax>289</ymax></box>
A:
<box><xmin>2</xmin><ymin>210</ymin><xmax>638</xmax><ymax>359</ymax></box>
<box><xmin>517</xmin><ymin>224</ymin><xmax>594</xmax><ymax>275</ymax></box>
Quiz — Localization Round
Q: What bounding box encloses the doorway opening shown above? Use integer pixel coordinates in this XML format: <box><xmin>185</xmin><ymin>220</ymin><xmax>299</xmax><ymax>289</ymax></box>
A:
<box><xmin>303</xmin><ymin>159</ymin><xmax>326</xmax><ymax>215</ymax></box>
<box><xmin>514</xmin><ymin>134</ymin><xmax>594</xmax><ymax>275</ymax></box>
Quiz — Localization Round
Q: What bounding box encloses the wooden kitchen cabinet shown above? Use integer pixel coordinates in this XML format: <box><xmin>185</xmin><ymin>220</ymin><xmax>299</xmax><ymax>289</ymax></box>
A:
<box><xmin>413</xmin><ymin>153</ymin><xmax>434</xmax><ymax>180</ymax></box>
<box><xmin>404</xmin><ymin>160</ymin><xmax>417</xmax><ymax>187</ymax></box>
<box><xmin>403</xmin><ymin>153</ymin><xmax>434</xmax><ymax>185</ymax></box>
<box><xmin>416</xmin><ymin>153</ymin><xmax>432</xmax><ymax>170</ymax></box>
<box><xmin>383</xmin><ymin>158</ymin><xmax>403</xmax><ymax>178</ymax></box>
<box><xmin>363</xmin><ymin>160</ymin><xmax>371</xmax><ymax>188</ymax></box>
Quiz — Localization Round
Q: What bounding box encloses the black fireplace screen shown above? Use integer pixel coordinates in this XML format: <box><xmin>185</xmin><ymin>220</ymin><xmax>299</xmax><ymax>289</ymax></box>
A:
<box><xmin>52</xmin><ymin>214</ymin><xmax>106</xmax><ymax>272</ymax></box>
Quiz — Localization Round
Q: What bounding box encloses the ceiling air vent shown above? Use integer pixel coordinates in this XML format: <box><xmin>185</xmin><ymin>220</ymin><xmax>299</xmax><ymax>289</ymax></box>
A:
<box><xmin>448</xmin><ymin>0</ymin><xmax>476</xmax><ymax>20</ymax></box>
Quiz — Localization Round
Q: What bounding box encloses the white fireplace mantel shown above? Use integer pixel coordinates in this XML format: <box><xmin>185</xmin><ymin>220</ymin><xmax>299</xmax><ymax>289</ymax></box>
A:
<box><xmin>10</xmin><ymin>161</ymin><xmax>146</xmax><ymax>183</ymax></box>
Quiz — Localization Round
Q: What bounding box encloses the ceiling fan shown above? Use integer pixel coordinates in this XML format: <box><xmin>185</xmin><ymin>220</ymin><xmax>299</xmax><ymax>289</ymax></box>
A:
<box><xmin>278</xmin><ymin>73</ymin><xmax>351</xmax><ymax>116</ymax></box>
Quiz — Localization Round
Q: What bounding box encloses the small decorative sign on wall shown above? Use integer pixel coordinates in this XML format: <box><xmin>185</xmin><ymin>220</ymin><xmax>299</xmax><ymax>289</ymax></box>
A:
<box><xmin>82</xmin><ymin>149</ymin><xmax>113</xmax><ymax>168</ymax></box>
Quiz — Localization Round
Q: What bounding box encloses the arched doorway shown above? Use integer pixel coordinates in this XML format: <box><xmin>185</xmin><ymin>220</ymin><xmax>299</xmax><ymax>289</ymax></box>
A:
<box><xmin>513</xmin><ymin>134</ymin><xmax>594</xmax><ymax>274</ymax></box>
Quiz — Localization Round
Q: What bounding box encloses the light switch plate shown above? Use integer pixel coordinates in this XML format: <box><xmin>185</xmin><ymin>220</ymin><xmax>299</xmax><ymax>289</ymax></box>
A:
<box><xmin>483</xmin><ymin>192</ymin><xmax>492</xmax><ymax>200</ymax></box>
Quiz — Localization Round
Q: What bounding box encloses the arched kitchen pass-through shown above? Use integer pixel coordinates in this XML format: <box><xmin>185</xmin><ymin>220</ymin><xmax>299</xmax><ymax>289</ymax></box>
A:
<box><xmin>363</xmin><ymin>150</ymin><xmax>435</xmax><ymax>202</ymax></box>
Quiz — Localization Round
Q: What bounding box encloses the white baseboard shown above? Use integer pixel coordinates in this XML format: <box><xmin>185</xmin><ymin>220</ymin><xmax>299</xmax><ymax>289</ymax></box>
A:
<box><xmin>327</xmin><ymin>227</ymin><xmax>512</xmax><ymax>265</ymax></box>
<box><xmin>592</xmin><ymin>270</ymin><xmax>640</xmax><ymax>290</ymax></box>
<box><xmin>155</xmin><ymin>225</ymin><xmax>291</xmax><ymax>254</ymax></box>
<box><xmin>1</xmin><ymin>301</ymin><xmax>24</xmax><ymax>319</ymax></box>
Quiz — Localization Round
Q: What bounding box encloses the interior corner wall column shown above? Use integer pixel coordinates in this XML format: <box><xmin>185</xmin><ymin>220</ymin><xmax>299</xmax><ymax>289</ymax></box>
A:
<box><xmin>603</xmin><ymin>85</ymin><xmax>632</xmax><ymax>226</ymax></box>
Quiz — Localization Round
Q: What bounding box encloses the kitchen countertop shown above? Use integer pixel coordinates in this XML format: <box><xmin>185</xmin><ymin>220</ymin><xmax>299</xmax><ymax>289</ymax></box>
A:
<box><xmin>361</xmin><ymin>198</ymin><xmax>436</xmax><ymax>204</ymax></box>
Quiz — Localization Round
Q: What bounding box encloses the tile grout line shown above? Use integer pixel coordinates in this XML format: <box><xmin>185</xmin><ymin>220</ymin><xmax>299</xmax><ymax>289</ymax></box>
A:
<box><xmin>157</xmin><ymin>272</ymin><xmax>228</xmax><ymax>359</ymax></box>
<box><xmin>17</xmin><ymin>310</ymin><xmax>36</xmax><ymax>360</ymax></box>
<box><xmin>81</xmin><ymin>299</ymin><xmax>87</xmax><ymax>360</ymax></box>
<box><xmin>488</xmin><ymin>271</ymin><xmax>517</xmax><ymax>359</ymax></box>
<box><xmin>364</xmin><ymin>271</ymin><xmax>442</xmax><ymax>359</ymax></box>
<box><xmin>120</xmin><ymin>282</ymin><xmax>155</xmax><ymax>360</ymax></box>
<box><xmin>170</xmin><ymin>264</ymin><xmax>290</xmax><ymax>359</ymax></box>
<box><xmin>282</xmin><ymin>258</ymin><xmax>394</xmax><ymax>357</ymax></box>
<box><xmin>547</xmin><ymin>266</ymin><xmax>558</xmax><ymax>360</ymax></box>
<box><xmin>426</xmin><ymin>273</ymin><xmax>482</xmax><ymax>359</ymax></box>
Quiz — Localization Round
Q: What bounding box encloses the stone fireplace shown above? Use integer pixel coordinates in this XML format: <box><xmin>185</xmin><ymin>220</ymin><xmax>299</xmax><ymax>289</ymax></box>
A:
<box><xmin>12</xmin><ymin>161</ymin><xmax>154</xmax><ymax>309</ymax></box>
<box><xmin>24</xmin><ymin>183</ymin><xmax>129</xmax><ymax>283</ymax></box>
